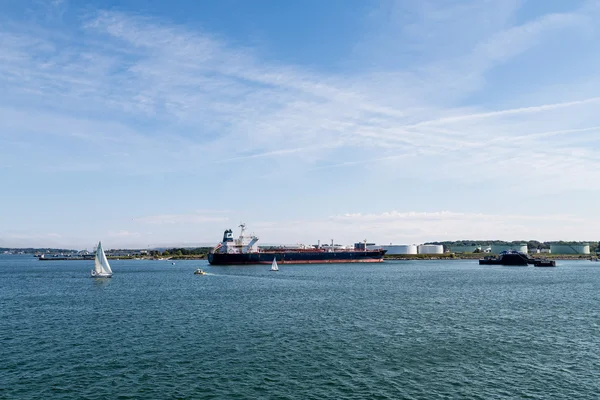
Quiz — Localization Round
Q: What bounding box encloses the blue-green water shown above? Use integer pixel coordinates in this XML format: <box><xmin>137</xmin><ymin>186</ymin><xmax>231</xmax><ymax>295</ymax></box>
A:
<box><xmin>1</xmin><ymin>255</ymin><xmax>600</xmax><ymax>399</ymax></box>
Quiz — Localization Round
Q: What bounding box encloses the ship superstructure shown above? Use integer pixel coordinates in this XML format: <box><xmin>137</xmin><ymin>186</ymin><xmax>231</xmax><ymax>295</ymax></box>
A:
<box><xmin>213</xmin><ymin>224</ymin><xmax>259</xmax><ymax>254</ymax></box>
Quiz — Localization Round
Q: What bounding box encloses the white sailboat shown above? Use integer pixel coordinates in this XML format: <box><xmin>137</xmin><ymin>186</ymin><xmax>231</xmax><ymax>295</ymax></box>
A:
<box><xmin>270</xmin><ymin>257</ymin><xmax>279</xmax><ymax>272</ymax></box>
<box><xmin>90</xmin><ymin>241</ymin><xmax>113</xmax><ymax>278</ymax></box>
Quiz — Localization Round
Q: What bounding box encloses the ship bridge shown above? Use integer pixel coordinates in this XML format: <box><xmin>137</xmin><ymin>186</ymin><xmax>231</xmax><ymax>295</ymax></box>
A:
<box><xmin>214</xmin><ymin>223</ymin><xmax>259</xmax><ymax>254</ymax></box>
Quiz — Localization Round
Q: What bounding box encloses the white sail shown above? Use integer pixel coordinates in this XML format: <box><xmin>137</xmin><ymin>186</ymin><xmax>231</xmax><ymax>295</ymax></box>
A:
<box><xmin>93</xmin><ymin>241</ymin><xmax>112</xmax><ymax>276</ymax></box>
<box><xmin>271</xmin><ymin>257</ymin><xmax>279</xmax><ymax>271</ymax></box>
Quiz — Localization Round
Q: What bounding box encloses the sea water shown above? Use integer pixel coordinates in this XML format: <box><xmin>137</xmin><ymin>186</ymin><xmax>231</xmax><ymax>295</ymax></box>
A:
<box><xmin>1</xmin><ymin>255</ymin><xmax>599</xmax><ymax>399</ymax></box>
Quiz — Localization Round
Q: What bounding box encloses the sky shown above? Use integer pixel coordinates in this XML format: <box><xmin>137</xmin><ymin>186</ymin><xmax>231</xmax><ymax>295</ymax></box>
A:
<box><xmin>1</xmin><ymin>0</ymin><xmax>600</xmax><ymax>250</ymax></box>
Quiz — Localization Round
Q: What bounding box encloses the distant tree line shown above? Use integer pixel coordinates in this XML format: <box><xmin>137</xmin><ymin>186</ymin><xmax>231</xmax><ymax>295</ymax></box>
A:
<box><xmin>153</xmin><ymin>247</ymin><xmax>213</xmax><ymax>257</ymax></box>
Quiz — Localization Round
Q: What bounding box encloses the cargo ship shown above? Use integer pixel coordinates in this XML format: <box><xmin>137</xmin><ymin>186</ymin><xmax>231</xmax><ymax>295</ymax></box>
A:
<box><xmin>207</xmin><ymin>224</ymin><xmax>386</xmax><ymax>265</ymax></box>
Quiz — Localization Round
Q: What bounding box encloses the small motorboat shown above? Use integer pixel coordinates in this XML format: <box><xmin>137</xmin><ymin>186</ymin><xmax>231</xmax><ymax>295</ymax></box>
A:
<box><xmin>194</xmin><ymin>268</ymin><xmax>206</xmax><ymax>275</ymax></box>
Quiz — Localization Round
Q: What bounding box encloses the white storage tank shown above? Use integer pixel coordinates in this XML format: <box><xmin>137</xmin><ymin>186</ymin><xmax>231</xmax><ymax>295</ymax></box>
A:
<box><xmin>549</xmin><ymin>244</ymin><xmax>590</xmax><ymax>255</ymax></box>
<box><xmin>367</xmin><ymin>244</ymin><xmax>418</xmax><ymax>254</ymax></box>
<box><xmin>490</xmin><ymin>244</ymin><xmax>528</xmax><ymax>254</ymax></box>
<box><xmin>418</xmin><ymin>244</ymin><xmax>444</xmax><ymax>254</ymax></box>
<box><xmin>385</xmin><ymin>244</ymin><xmax>418</xmax><ymax>255</ymax></box>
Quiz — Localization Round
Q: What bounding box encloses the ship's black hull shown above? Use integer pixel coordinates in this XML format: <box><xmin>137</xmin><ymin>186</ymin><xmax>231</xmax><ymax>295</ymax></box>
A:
<box><xmin>208</xmin><ymin>250</ymin><xmax>386</xmax><ymax>265</ymax></box>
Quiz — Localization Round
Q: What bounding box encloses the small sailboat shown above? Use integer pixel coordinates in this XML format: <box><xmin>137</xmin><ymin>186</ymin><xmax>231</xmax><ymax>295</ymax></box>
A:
<box><xmin>90</xmin><ymin>241</ymin><xmax>113</xmax><ymax>278</ymax></box>
<box><xmin>270</xmin><ymin>257</ymin><xmax>279</xmax><ymax>272</ymax></box>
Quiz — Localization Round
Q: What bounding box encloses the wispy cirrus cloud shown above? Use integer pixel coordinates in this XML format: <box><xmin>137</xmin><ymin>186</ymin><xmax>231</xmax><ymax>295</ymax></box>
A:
<box><xmin>2</xmin><ymin>3</ymin><xmax>599</xmax><ymax>184</ymax></box>
<box><xmin>408</xmin><ymin>97</ymin><xmax>600</xmax><ymax>128</ymax></box>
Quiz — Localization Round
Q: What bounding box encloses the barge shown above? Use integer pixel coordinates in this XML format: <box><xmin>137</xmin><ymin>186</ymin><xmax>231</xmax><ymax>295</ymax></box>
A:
<box><xmin>479</xmin><ymin>251</ymin><xmax>557</xmax><ymax>267</ymax></box>
<box><xmin>479</xmin><ymin>251</ymin><xmax>531</xmax><ymax>266</ymax></box>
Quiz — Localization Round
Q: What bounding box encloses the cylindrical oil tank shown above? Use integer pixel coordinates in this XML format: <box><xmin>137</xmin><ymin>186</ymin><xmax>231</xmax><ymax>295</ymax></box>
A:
<box><xmin>382</xmin><ymin>245</ymin><xmax>418</xmax><ymax>255</ymax></box>
<box><xmin>418</xmin><ymin>244</ymin><xmax>444</xmax><ymax>254</ymax></box>
<box><xmin>366</xmin><ymin>244</ymin><xmax>418</xmax><ymax>254</ymax></box>
<box><xmin>549</xmin><ymin>244</ymin><xmax>590</xmax><ymax>254</ymax></box>
<box><xmin>490</xmin><ymin>244</ymin><xmax>528</xmax><ymax>254</ymax></box>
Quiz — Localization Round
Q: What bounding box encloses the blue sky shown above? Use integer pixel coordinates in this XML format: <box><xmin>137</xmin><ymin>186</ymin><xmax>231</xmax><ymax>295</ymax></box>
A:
<box><xmin>2</xmin><ymin>0</ymin><xmax>600</xmax><ymax>249</ymax></box>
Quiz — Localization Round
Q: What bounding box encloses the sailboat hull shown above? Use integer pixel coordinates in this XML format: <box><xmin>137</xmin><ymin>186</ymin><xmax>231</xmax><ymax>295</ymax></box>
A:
<box><xmin>91</xmin><ymin>270</ymin><xmax>112</xmax><ymax>278</ymax></box>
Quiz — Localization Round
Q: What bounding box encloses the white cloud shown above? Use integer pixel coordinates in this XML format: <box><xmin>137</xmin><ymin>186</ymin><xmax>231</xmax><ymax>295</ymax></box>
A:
<box><xmin>472</xmin><ymin>12</ymin><xmax>585</xmax><ymax>66</ymax></box>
